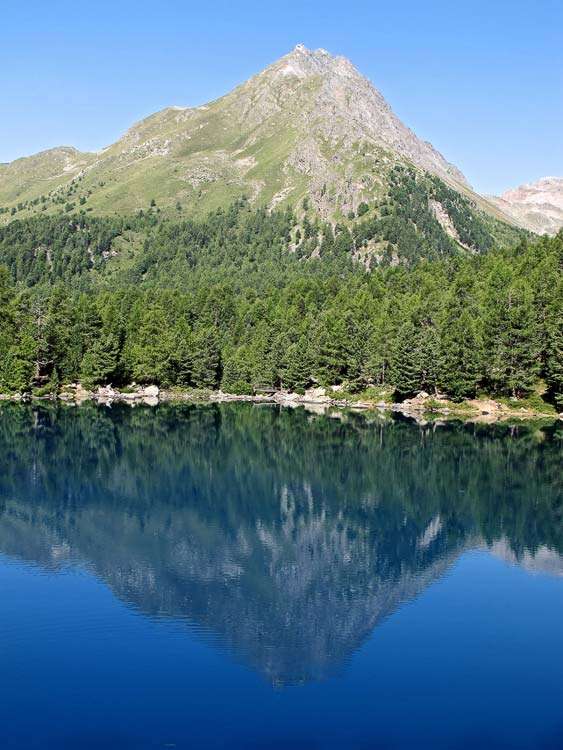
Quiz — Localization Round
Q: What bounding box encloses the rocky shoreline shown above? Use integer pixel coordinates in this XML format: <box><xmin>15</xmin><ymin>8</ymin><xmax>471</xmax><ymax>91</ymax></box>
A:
<box><xmin>0</xmin><ymin>383</ymin><xmax>560</xmax><ymax>423</ymax></box>
<box><xmin>0</xmin><ymin>383</ymin><xmax>160</xmax><ymax>407</ymax></box>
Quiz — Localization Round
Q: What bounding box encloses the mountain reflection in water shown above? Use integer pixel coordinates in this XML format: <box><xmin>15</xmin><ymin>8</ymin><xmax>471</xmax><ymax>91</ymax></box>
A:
<box><xmin>0</xmin><ymin>403</ymin><xmax>561</xmax><ymax>685</ymax></box>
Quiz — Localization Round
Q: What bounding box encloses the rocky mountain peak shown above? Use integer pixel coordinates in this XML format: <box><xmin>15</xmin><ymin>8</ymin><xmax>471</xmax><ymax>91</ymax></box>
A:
<box><xmin>490</xmin><ymin>176</ymin><xmax>563</xmax><ymax>235</ymax></box>
<box><xmin>248</xmin><ymin>45</ymin><xmax>469</xmax><ymax>188</ymax></box>
<box><xmin>501</xmin><ymin>176</ymin><xmax>563</xmax><ymax>210</ymax></box>
<box><xmin>279</xmin><ymin>44</ymin><xmax>358</xmax><ymax>79</ymax></box>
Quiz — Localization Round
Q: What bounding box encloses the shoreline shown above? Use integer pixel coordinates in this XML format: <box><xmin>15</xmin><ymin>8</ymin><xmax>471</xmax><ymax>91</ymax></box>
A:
<box><xmin>1</xmin><ymin>384</ymin><xmax>560</xmax><ymax>423</ymax></box>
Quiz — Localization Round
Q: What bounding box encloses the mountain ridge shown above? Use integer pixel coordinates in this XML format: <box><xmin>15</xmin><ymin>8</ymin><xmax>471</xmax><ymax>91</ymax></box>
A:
<box><xmin>0</xmin><ymin>44</ymin><xmax>516</xmax><ymax>234</ymax></box>
<box><xmin>490</xmin><ymin>176</ymin><xmax>563</xmax><ymax>235</ymax></box>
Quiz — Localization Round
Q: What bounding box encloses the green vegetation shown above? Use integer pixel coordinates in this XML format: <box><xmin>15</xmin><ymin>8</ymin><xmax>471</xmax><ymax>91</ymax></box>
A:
<box><xmin>0</xmin><ymin>199</ymin><xmax>561</xmax><ymax>407</ymax></box>
<box><xmin>352</xmin><ymin>166</ymin><xmax>507</xmax><ymax>263</ymax></box>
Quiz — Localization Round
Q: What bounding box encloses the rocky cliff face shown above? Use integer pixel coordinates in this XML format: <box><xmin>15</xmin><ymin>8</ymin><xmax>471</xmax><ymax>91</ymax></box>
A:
<box><xmin>490</xmin><ymin>176</ymin><xmax>563</xmax><ymax>235</ymax></box>
<box><xmin>226</xmin><ymin>44</ymin><xmax>469</xmax><ymax>187</ymax></box>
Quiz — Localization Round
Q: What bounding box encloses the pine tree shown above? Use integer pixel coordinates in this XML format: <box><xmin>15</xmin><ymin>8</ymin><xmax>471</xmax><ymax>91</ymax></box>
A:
<box><xmin>125</xmin><ymin>302</ymin><xmax>174</xmax><ymax>384</ymax></box>
<box><xmin>80</xmin><ymin>334</ymin><xmax>120</xmax><ymax>389</ymax></box>
<box><xmin>171</xmin><ymin>322</ymin><xmax>195</xmax><ymax>387</ymax></box>
<box><xmin>544</xmin><ymin>281</ymin><xmax>563</xmax><ymax>407</ymax></box>
<box><xmin>438</xmin><ymin>308</ymin><xmax>480</xmax><ymax>400</ymax></box>
<box><xmin>0</xmin><ymin>265</ymin><xmax>14</xmax><ymax>326</ymax></box>
<box><xmin>312</xmin><ymin>314</ymin><xmax>350</xmax><ymax>385</ymax></box>
<box><xmin>390</xmin><ymin>321</ymin><xmax>420</xmax><ymax>397</ymax></box>
<box><xmin>0</xmin><ymin>266</ymin><xmax>16</xmax><ymax>389</ymax></box>
<box><xmin>280</xmin><ymin>337</ymin><xmax>313</xmax><ymax>392</ymax></box>
<box><xmin>484</xmin><ymin>278</ymin><xmax>541</xmax><ymax>396</ymax></box>
<box><xmin>191</xmin><ymin>327</ymin><xmax>220</xmax><ymax>388</ymax></box>
<box><xmin>363</xmin><ymin>313</ymin><xmax>395</xmax><ymax>386</ymax></box>
<box><xmin>44</xmin><ymin>284</ymin><xmax>75</xmax><ymax>382</ymax></box>
<box><xmin>417</xmin><ymin>323</ymin><xmax>440</xmax><ymax>393</ymax></box>
<box><xmin>28</xmin><ymin>297</ymin><xmax>53</xmax><ymax>388</ymax></box>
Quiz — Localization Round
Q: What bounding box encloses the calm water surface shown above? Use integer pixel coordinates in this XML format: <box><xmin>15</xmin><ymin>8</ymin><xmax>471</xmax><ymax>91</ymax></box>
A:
<box><xmin>0</xmin><ymin>403</ymin><xmax>562</xmax><ymax>749</ymax></box>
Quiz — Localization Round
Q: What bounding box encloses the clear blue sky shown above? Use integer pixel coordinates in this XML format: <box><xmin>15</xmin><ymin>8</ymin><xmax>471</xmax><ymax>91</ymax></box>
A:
<box><xmin>1</xmin><ymin>0</ymin><xmax>561</xmax><ymax>194</ymax></box>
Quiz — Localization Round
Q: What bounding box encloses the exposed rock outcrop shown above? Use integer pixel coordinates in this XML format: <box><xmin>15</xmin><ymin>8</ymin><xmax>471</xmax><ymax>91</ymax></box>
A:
<box><xmin>59</xmin><ymin>383</ymin><xmax>161</xmax><ymax>406</ymax></box>
<box><xmin>490</xmin><ymin>176</ymin><xmax>563</xmax><ymax>235</ymax></box>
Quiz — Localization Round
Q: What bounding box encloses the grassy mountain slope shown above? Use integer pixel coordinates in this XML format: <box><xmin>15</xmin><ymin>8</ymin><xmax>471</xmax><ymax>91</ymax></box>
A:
<box><xmin>0</xmin><ymin>45</ymin><xmax>519</xmax><ymax>252</ymax></box>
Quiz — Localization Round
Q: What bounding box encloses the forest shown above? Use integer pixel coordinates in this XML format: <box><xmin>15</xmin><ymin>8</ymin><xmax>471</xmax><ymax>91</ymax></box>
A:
<box><xmin>0</xmin><ymin>193</ymin><xmax>561</xmax><ymax>406</ymax></box>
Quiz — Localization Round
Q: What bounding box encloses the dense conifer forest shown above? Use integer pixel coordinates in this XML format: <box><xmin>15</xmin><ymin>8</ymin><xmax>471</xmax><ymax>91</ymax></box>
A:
<box><xmin>0</xmin><ymin>194</ymin><xmax>561</xmax><ymax>406</ymax></box>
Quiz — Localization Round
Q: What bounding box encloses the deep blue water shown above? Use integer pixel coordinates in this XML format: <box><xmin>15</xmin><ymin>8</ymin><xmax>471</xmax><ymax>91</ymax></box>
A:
<box><xmin>0</xmin><ymin>403</ymin><xmax>562</xmax><ymax>749</ymax></box>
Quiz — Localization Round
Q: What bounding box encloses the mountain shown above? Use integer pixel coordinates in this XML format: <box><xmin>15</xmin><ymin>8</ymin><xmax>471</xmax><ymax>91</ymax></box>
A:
<box><xmin>489</xmin><ymin>176</ymin><xmax>563</xmax><ymax>235</ymax></box>
<box><xmin>0</xmin><ymin>45</ymin><xmax>517</xmax><ymax>244</ymax></box>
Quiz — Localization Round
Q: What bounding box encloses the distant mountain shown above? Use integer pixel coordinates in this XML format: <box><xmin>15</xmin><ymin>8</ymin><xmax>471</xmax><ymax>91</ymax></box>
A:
<box><xmin>0</xmin><ymin>44</ymin><xmax>517</xmax><ymax>247</ymax></box>
<box><xmin>490</xmin><ymin>176</ymin><xmax>563</xmax><ymax>235</ymax></box>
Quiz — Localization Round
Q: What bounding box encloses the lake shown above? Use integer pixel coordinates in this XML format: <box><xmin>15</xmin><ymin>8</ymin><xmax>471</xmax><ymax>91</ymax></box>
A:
<box><xmin>0</xmin><ymin>403</ymin><xmax>562</xmax><ymax>749</ymax></box>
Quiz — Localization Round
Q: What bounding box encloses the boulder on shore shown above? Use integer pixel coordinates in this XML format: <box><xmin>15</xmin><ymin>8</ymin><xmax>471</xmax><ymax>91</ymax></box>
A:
<box><xmin>302</xmin><ymin>387</ymin><xmax>331</xmax><ymax>404</ymax></box>
<box><xmin>140</xmin><ymin>385</ymin><xmax>159</xmax><ymax>398</ymax></box>
<box><xmin>397</xmin><ymin>391</ymin><xmax>450</xmax><ymax>412</ymax></box>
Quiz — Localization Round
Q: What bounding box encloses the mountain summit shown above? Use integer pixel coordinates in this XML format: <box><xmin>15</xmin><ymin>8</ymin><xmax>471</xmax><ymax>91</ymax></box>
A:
<box><xmin>0</xmin><ymin>46</ymin><xmax>513</xmax><ymax>229</ymax></box>
<box><xmin>490</xmin><ymin>176</ymin><xmax>563</xmax><ymax>235</ymax></box>
<box><xmin>227</xmin><ymin>44</ymin><xmax>469</xmax><ymax>188</ymax></box>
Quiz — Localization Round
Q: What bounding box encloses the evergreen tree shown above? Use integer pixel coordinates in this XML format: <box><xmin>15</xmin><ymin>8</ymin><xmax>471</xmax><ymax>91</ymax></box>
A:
<box><xmin>483</xmin><ymin>278</ymin><xmax>541</xmax><ymax>396</ymax></box>
<box><xmin>438</xmin><ymin>309</ymin><xmax>480</xmax><ymax>400</ymax></box>
<box><xmin>171</xmin><ymin>322</ymin><xmax>195</xmax><ymax>387</ymax></box>
<box><xmin>0</xmin><ymin>265</ymin><xmax>14</xmax><ymax>327</ymax></box>
<box><xmin>80</xmin><ymin>334</ymin><xmax>120</xmax><ymax>389</ymax></box>
<box><xmin>544</xmin><ymin>282</ymin><xmax>563</xmax><ymax>407</ymax></box>
<box><xmin>0</xmin><ymin>206</ymin><xmax>558</xmax><ymax>407</ymax></box>
<box><xmin>313</xmin><ymin>314</ymin><xmax>350</xmax><ymax>385</ymax></box>
<box><xmin>416</xmin><ymin>323</ymin><xmax>440</xmax><ymax>393</ymax></box>
<box><xmin>363</xmin><ymin>313</ymin><xmax>395</xmax><ymax>386</ymax></box>
<box><xmin>124</xmin><ymin>302</ymin><xmax>175</xmax><ymax>384</ymax></box>
<box><xmin>280</xmin><ymin>337</ymin><xmax>313</xmax><ymax>392</ymax></box>
<box><xmin>191</xmin><ymin>327</ymin><xmax>220</xmax><ymax>388</ymax></box>
<box><xmin>390</xmin><ymin>322</ymin><xmax>420</xmax><ymax>397</ymax></box>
